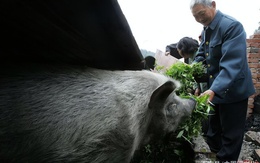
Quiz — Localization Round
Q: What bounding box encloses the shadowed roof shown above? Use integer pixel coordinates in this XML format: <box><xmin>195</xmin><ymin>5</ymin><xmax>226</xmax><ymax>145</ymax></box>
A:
<box><xmin>0</xmin><ymin>0</ymin><xmax>144</xmax><ymax>70</ymax></box>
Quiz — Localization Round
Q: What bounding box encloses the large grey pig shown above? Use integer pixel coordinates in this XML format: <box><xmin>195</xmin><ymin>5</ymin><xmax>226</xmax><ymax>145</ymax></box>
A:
<box><xmin>0</xmin><ymin>64</ymin><xmax>196</xmax><ymax>163</ymax></box>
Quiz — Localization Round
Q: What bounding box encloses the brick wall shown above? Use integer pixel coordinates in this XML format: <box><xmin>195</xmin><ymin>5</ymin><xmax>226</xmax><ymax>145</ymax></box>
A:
<box><xmin>247</xmin><ymin>26</ymin><xmax>260</xmax><ymax>115</ymax></box>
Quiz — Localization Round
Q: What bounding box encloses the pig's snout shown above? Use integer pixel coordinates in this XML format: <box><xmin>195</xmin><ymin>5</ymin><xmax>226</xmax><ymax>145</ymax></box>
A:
<box><xmin>189</xmin><ymin>97</ymin><xmax>197</xmax><ymax>105</ymax></box>
<box><xmin>186</xmin><ymin>97</ymin><xmax>197</xmax><ymax>113</ymax></box>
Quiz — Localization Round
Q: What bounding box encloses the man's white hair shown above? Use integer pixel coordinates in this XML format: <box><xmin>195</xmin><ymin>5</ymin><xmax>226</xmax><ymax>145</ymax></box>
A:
<box><xmin>190</xmin><ymin>0</ymin><xmax>213</xmax><ymax>9</ymax></box>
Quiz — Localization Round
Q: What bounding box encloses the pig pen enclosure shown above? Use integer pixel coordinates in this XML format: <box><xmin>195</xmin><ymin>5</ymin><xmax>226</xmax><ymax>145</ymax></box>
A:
<box><xmin>1</xmin><ymin>0</ymin><xmax>260</xmax><ymax>163</ymax></box>
<box><xmin>0</xmin><ymin>0</ymin><xmax>196</xmax><ymax>162</ymax></box>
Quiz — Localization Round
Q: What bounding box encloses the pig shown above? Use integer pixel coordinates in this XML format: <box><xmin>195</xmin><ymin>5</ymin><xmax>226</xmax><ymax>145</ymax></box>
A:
<box><xmin>0</xmin><ymin>64</ymin><xmax>196</xmax><ymax>163</ymax></box>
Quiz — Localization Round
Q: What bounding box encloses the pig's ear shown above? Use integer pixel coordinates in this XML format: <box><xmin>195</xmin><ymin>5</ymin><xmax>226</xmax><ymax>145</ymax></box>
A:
<box><xmin>148</xmin><ymin>81</ymin><xmax>176</xmax><ymax>108</ymax></box>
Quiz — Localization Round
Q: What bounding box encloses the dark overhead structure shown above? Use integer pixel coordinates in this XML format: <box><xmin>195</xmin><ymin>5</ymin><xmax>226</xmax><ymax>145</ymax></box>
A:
<box><xmin>0</xmin><ymin>0</ymin><xmax>144</xmax><ymax>70</ymax></box>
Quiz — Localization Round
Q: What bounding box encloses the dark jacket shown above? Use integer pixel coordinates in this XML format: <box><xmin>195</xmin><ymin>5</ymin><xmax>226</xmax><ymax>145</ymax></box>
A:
<box><xmin>194</xmin><ymin>10</ymin><xmax>255</xmax><ymax>104</ymax></box>
<box><xmin>165</xmin><ymin>43</ymin><xmax>182</xmax><ymax>59</ymax></box>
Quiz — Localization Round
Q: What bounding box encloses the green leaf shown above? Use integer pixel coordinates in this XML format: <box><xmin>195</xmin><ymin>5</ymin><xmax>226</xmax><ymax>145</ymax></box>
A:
<box><xmin>177</xmin><ymin>130</ymin><xmax>184</xmax><ymax>138</ymax></box>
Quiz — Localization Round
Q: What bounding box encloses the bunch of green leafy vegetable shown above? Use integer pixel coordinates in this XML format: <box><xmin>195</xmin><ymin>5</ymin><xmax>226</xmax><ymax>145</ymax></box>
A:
<box><xmin>175</xmin><ymin>94</ymin><xmax>212</xmax><ymax>143</ymax></box>
<box><xmin>154</xmin><ymin>61</ymin><xmax>211</xmax><ymax>141</ymax></box>
<box><xmin>164</xmin><ymin>61</ymin><xmax>212</xmax><ymax>142</ymax></box>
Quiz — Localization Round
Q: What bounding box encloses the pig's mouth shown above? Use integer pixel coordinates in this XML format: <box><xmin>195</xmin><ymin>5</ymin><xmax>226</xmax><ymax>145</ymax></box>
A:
<box><xmin>189</xmin><ymin>97</ymin><xmax>197</xmax><ymax>110</ymax></box>
<box><xmin>189</xmin><ymin>97</ymin><xmax>196</xmax><ymax>103</ymax></box>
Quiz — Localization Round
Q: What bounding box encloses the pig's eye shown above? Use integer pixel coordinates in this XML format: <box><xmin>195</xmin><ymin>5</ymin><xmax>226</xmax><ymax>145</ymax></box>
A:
<box><xmin>166</xmin><ymin>103</ymin><xmax>177</xmax><ymax>113</ymax></box>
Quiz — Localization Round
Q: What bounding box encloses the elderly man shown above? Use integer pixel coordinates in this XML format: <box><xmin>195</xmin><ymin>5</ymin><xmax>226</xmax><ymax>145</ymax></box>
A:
<box><xmin>190</xmin><ymin>0</ymin><xmax>255</xmax><ymax>162</ymax></box>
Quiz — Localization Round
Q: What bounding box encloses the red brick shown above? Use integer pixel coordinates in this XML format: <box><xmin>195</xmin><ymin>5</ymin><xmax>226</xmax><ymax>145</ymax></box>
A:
<box><xmin>248</xmin><ymin>58</ymin><xmax>259</xmax><ymax>63</ymax></box>
<box><xmin>250</xmin><ymin>34</ymin><xmax>260</xmax><ymax>39</ymax></box>
<box><xmin>251</xmin><ymin>68</ymin><xmax>257</xmax><ymax>73</ymax></box>
<box><xmin>249</xmin><ymin>63</ymin><xmax>259</xmax><ymax>68</ymax></box>
<box><xmin>247</xmin><ymin>53</ymin><xmax>260</xmax><ymax>58</ymax></box>
<box><xmin>247</xmin><ymin>34</ymin><xmax>260</xmax><ymax>113</ymax></box>
<box><xmin>252</xmin><ymin>73</ymin><xmax>258</xmax><ymax>79</ymax></box>
<box><xmin>249</xmin><ymin>99</ymin><xmax>255</xmax><ymax>105</ymax></box>
<box><xmin>247</xmin><ymin>47</ymin><xmax>260</xmax><ymax>53</ymax></box>
<box><xmin>255</xmin><ymin>82</ymin><xmax>260</xmax><ymax>88</ymax></box>
<box><xmin>247</xmin><ymin>39</ymin><xmax>260</xmax><ymax>43</ymax></box>
<box><xmin>248</xmin><ymin>106</ymin><xmax>254</xmax><ymax>110</ymax></box>
<box><xmin>249</xmin><ymin>34</ymin><xmax>260</xmax><ymax>39</ymax></box>
<box><xmin>248</xmin><ymin>42</ymin><xmax>260</xmax><ymax>47</ymax></box>
<box><xmin>248</xmin><ymin>103</ymin><xmax>254</xmax><ymax>107</ymax></box>
<box><xmin>248</xmin><ymin>109</ymin><xmax>253</xmax><ymax>114</ymax></box>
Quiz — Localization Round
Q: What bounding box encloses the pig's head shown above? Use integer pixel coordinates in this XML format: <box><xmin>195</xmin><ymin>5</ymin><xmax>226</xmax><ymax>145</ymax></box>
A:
<box><xmin>146</xmin><ymin>80</ymin><xmax>196</xmax><ymax>141</ymax></box>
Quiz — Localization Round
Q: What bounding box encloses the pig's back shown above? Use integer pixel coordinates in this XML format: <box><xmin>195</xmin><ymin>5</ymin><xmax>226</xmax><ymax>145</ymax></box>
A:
<box><xmin>0</xmin><ymin>64</ymin><xmax>172</xmax><ymax>162</ymax></box>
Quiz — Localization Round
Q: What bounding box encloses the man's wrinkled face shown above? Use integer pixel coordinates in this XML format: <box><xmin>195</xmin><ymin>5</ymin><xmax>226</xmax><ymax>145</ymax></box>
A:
<box><xmin>191</xmin><ymin>3</ymin><xmax>216</xmax><ymax>26</ymax></box>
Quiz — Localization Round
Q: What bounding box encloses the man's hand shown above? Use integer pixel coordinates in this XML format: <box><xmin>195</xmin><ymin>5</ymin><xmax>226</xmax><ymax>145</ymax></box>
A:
<box><xmin>200</xmin><ymin>89</ymin><xmax>215</xmax><ymax>102</ymax></box>
<box><xmin>194</xmin><ymin>88</ymin><xmax>201</xmax><ymax>96</ymax></box>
